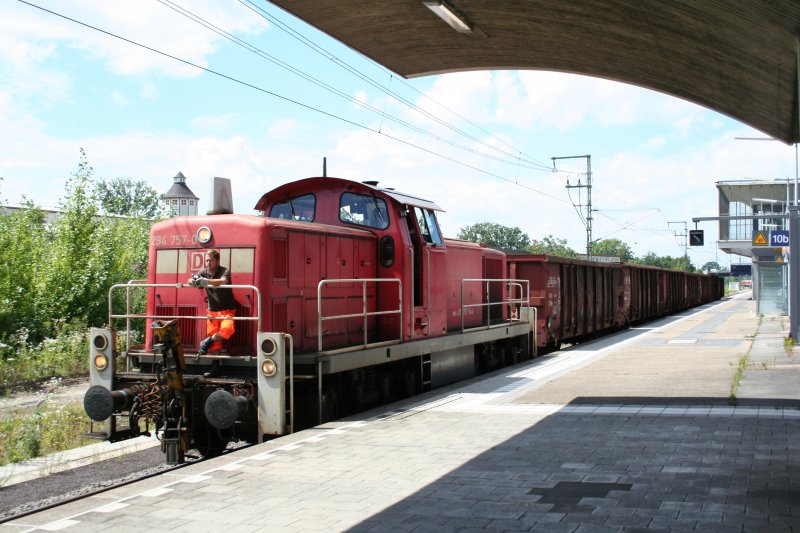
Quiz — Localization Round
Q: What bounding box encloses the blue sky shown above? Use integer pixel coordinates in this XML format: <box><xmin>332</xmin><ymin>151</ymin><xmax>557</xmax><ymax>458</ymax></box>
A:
<box><xmin>3</xmin><ymin>0</ymin><xmax>798</xmax><ymax>268</ymax></box>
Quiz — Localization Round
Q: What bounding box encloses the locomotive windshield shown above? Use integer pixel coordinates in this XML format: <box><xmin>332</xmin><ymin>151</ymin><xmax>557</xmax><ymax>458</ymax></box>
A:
<box><xmin>339</xmin><ymin>192</ymin><xmax>389</xmax><ymax>229</ymax></box>
<box><xmin>413</xmin><ymin>206</ymin><xmax>443</xmax><ymax>245</ymax></box>
<box><xmin>269</xmin><ymin>193</ymin><xmax>315</xmax><ymax>221</ymax></box>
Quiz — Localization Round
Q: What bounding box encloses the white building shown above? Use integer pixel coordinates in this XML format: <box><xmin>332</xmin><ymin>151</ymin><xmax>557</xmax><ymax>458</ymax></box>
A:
<box><xmin>164</xmin><ymin>172</ymin><xmax>199</xmax><ymax>216</ymax></box>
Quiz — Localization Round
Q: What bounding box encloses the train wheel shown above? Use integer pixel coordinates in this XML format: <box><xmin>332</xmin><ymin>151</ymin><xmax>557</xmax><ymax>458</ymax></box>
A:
<box><xmin>503</xmin><ymin>343</ymin><xmax>518</xmax><ymax>366</ymax></box>
<box><xmin>193</xmin><ymin>425</ymin><xmax>228</xmax><ymax>458</ymax></box>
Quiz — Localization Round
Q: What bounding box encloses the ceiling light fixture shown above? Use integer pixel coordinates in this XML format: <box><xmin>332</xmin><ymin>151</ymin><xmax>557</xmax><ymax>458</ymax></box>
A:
<box><xmin>422</xmin><ymin>1</ymin><xmax>474</xmax><ymax>34</ymax></box>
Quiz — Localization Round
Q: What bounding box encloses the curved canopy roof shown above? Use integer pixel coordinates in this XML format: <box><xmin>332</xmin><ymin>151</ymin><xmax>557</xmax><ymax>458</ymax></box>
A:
<box><xmin>270</xmin><ymin>0</ymin><xmax>800</xmax><ymax>144</ymax></box>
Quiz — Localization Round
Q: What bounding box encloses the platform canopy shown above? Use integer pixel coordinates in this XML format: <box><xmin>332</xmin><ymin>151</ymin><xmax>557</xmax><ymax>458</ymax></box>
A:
<box><xmin>269</xmin><ymin>0</ymin><xmax>800</xmax><ymax>144</ymax></box>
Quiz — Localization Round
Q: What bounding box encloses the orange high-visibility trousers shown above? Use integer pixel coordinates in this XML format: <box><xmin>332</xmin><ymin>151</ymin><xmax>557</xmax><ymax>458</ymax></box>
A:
<box><xmin>206</xmin><ymin>309</ymin><xmax>235</xmax><ymax>352</ymax></box>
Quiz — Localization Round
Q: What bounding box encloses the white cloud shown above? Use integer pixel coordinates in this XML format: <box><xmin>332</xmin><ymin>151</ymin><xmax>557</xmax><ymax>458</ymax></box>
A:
<box><xmin>265</xmin><ymin>118</ymin><xmax>314</xmax><ymax>142</ymax></box>
<box><xmin>410</xmin><ymin>71</ymin><xmax>712</xmax><ymax>133</ymax></box>
<box><xmin>140</xmin><ymin>80</ymin><xmax>158</xmax><ymax>101</ymax></box>
<box><xmin>644</xmin><ymin>136</ymin><xmax>667</xmax><ymax>148</ymax></box>
<box><xmin>408</xmin><ymin>71</ymin><xmax>494</xmax><ymax>129</ymax></box>
<box><xmin>190</xmin><ymin>114</ymin><xmax>239</xmax><ymax>133</ymax></box>
<box><xmin>353</xmin><ymin>90</ymin><xmax>369</xmax><ymax>109</ymax></box>
<box><xmin>110</xmin><ymin>90</ymin><xmax>129</xmax><ymax>107</ymax></box>
<box><xmin>3</xmin><ymin>1</ymin><xmax>269</xmax><ymax>79</ymax></box>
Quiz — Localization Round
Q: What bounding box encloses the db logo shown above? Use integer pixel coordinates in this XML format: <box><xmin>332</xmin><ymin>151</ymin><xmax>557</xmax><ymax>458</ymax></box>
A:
<box><xmin>190</xmin><ymin>251</ymin><xmax>206</xmax><ymax>272</ymax></box>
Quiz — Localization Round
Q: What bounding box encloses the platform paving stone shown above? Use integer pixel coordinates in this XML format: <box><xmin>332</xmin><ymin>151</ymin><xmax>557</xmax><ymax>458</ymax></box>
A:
<box><xmin>3</xmin><ymin>295</ymin><xmax>800</xmax><ymax>531</ymax></box>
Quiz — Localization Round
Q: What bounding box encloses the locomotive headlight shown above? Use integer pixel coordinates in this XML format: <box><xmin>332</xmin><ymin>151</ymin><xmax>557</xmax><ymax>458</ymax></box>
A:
<box><xmin>196</xmin><ymin>226</ymin><xmax>212</xmax><ymax>244</ymax></box>
<box><xmin>261</xmin><ymin>358</ymin><xmax>278</xmax><ymax>377</ymax></box>
<box><xmin>92</xmin><ymin>333</ymin><xmax>108</xmax><ymax>351</ymax></box>
<box><xmin>260</xmin><ymin>337</ymin><xmax>277</xmax><ymax>356</ymax></box>
<box><xmin>93</xmin><ymin>353</ymin><xmax>109</xmax><ymax>371</ymax></box>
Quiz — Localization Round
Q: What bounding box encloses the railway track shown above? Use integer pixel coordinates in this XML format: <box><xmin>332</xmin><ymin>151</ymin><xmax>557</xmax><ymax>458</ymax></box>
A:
<box><xmin>0</xmin><ymin>442</ymin><xmax>251</xmax><ymax>524</ymax></box>
<box><xmin>0</xmin><ymin>446</ymin><xmax>180</xmax><ymax>523</ymax></box>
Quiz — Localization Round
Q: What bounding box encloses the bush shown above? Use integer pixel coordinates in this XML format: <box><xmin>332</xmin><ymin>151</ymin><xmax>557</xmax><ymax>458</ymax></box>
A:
<box><xmin>0</xmin><ymin>150</ymin><xmax>154</xmax><ymax>347</ymax></box>
<box><xmin>0</xmin><ymin>150</ymin><xmax>156</xmax><ymax>392</ymax></box>
<box><xmin>0</xmin><ymin>404</ymin><xmax>93</xmax><ymax>466</ymax></box>
<box><xmin>0</xmin><ymin>322</ymin><xmax>89</xmax><ymax>395</ymax></box>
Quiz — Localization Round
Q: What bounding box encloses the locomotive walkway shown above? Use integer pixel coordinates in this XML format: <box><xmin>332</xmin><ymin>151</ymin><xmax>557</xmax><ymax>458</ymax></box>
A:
<box><xmin>4</xmin><ymin>292</ymin><xmax>799</xmax><ymax>532</ymax></box>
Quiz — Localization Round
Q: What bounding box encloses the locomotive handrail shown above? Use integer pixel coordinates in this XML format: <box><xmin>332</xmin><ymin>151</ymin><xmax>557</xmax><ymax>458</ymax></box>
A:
<box><xmin>460</xmin><ymin>278</ymin><xmax>530</xmax><ymax>333</ymax></box>
<box><xmin>107</xmin><ymin>282</ymin><xmax>262</xmax><ymax>359</ymax></box>
<box><xmin>317</xmin><ymin>278</ymin><xmax>403</xmax><ymax>353</ymax></box>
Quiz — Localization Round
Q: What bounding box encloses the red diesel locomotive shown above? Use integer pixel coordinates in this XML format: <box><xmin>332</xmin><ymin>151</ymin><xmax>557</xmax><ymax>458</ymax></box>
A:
<box><xmin>83</xmin><ymin>176</ymin><xmax>722</xmax><ymax>463</ymax></box>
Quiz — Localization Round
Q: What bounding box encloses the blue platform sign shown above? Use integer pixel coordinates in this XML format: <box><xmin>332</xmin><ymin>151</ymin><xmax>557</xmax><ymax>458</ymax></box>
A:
<box><xmin>731</xmin><ymin>264</ymin><xmax>752</xmax><ymax>276</ymax></box>
<box><xmin>770</xmin><ymin>230</ymin><xmax>790</xmax><ymax>247</ymax></box>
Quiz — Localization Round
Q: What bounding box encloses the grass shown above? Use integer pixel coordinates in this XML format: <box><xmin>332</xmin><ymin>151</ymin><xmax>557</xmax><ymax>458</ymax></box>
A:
<box><xmin>0</xmin><ymin>402</ymin><xmax>93</xmax><ymax>466</ymax></box>
<box><xmin>0</xmin><ymin>325</ymin><xmax>150</xmax><ymax>467</ymax></box>
<box><xmin>0</xmin><ymin>326</ymin><xmax>89</xmax><ymax>396</ymax></box>
<box><xmin>784</xmin><ymin>336</ymin><xmax>795</xmax><ymax>353</ymax></box>
<box><xmin>729</xmin><ymin>352</ymin><xmax>749</xmax><ymax>405</ymax></box>
<box><xmin>0</xmin><ymin>325</ymin><xmax>97</xmax><ymax>466</ymax></box>
<box><xmin>729</xmin><ymin>318</ymin><xmax>760</xmax><ymax>405</ymax></box>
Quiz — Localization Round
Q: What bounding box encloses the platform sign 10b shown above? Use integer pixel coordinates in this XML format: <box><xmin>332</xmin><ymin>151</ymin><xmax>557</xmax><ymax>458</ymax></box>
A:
<box><xmin>689</xmin><ymin>229</ymin><xmax>704</xmax><ymax>246</ymax></box>
<box><xmin>770</xmin><ymin>230</ymin><xmax>789</xmax><ymax>247</ymax></box>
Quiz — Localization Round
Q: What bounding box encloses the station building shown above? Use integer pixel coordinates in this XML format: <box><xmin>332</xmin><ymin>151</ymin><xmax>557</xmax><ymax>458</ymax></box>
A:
<box><xmin>717</xmin><ymin>178</ymin><xmax>795</xmax><ymax>315</ymax></box>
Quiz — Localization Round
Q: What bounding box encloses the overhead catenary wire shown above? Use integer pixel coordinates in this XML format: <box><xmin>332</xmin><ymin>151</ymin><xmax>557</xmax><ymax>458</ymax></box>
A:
<box><xmin>237</xmin><ymin>0</ymin><xmax>556</xmax><ymax>174</ymax></box>
<box><xmin>155</xmin><ymin>0</ymin><xmax>549</xmax><ymax>174</ymax></box>
<box><xmin>593</xmin><ymin>210</ymin><xmax>663</xmax><ymax>240</ymax></box>
<box><xmin>20</xmin><ymin>0</ymin><xmax>692</xmax><ymax>251</ymax></box>
<box><xmin>565</xmin><ymin>186</ymin><xmax>588</xmax><ymax>226</ymax></box>
<box><xmin>20</xmin><ymin>0</ymin><xmax>693</xmax><ymax>248</ymax></box>
<box><xmin>17</xmin><ymin>0</ymin><xmax>569</xmax><ymax>204</ymax></box>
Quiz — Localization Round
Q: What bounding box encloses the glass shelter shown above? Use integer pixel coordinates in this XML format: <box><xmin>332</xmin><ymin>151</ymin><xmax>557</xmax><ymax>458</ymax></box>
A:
<box><xmin>717</xmin><ymin>179</ymin><xmax>795</xmax><ymax>315</ymax></box>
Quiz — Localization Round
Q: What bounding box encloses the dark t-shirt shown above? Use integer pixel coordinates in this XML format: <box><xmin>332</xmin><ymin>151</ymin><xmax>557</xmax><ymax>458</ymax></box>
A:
<box><xmin>201</xmin><ymin>266</ymin><xmax>237</xmax><ymax>311</ymax></box>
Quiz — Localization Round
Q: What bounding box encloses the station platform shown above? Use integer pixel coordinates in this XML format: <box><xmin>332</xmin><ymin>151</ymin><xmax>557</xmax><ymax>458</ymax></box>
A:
<box><xmin>3</xmin><ymin>292</ymin><xmax>799</xmax><ymax>532</ymax></box>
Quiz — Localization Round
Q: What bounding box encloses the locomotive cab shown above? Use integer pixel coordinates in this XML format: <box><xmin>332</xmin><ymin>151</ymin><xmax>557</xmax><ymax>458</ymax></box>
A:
<box><xmin>255</xmin><ymin>177</ymin><xmax>455</xmax><ymax>344</ymax></box>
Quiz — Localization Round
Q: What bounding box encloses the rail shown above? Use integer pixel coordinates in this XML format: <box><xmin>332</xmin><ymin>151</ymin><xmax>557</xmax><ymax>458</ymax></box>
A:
<box><xmin>317</xmin><ymin>278</ymin><xmax>403</xmax><ymax>353</ymax></box>
<box><xmin>460</xmin><ymin>278</ymin><xmax>530</xmax><ymax>332</ymax></box>
<box><xmin>107</xmin><ymin>281</ymin><xmax>262</xmax><ymax>358</ymax></box>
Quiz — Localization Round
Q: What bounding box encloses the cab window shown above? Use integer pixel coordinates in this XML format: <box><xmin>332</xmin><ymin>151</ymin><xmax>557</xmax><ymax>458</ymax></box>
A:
<box><xmin>339</xmin><ymin>192</ymin><xmax>389</xmax><ymax>229</ymax></box>
<box><xmin>269</xmin><ymin>194</ymin><xmax>315</xmax><ymax>222</ymax></box>
<box><xmin>413</xmin><ymin>206</ymin><xmax>443</xmax><ymax>245</ymax></box>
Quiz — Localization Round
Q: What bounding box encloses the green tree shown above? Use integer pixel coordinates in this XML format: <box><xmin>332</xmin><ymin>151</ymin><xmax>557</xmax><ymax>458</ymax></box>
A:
<box><xmin>670</xmin><ymin>256</ymin><xmax>697</xmax><ymax>272</ymax></box>
<box><xmin>592</xmin><ymin>238</ymin><xmax>634</xmax><ymax>262</ymax></box>
<box><xmin>0</xmin><ymin>199</ymin><xmax>47</xmax><ymax>337</ymax></box>
<box><xmin>701</xmin><ymin>261</ymin><xmax>721</xmax><ymax>272</ymax></box>
<box><xmin>36</xmin><ymin>149</ymin><xmax>105</xmax><ymax>331</ymax></box>
<box><xmin>635</xmin><ymin>252</ymin><xmax>696</xmax><ymax>272</ymax></box>
<box><xmin>0</xmin><ymin>150</ymin><xmax>155</xmax><ymax>343</ymax></box>
<box><xmin>528</xmin><ymin>235</ymin><xmax>578</xmax><ymax>257</ymax></box>
<box><xmin>458</xmin><ymin>222</ymin><xmax>531</xmax><ymax>251</ymax></box>
<box><xmin>0</xmin><ymin>151</ymin><xmax>156</xmax><ymax>389</ymax></box>
<box><xmin>96</xmin><ymin>177</ymin><xmax>163</xmax><ymax>218</ymax></box>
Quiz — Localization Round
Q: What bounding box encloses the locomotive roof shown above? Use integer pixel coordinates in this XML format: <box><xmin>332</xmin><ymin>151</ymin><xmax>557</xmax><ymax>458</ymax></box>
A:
<box><xmin>365</xmin><ymin>182</ymin><xmax>443</xmax><ymax>212</ymax></box>
<box><xmin>254</xmin><ymin>177</ymin><xmax>443</xmax><ymax>212</ymax></box>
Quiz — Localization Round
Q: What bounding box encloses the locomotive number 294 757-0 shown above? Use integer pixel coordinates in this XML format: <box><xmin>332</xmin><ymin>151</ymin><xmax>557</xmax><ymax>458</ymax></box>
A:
<box><xmin>150</xmin><ymin>234</ymin><xmax>198</xmax><ymax>246</ymax></box>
